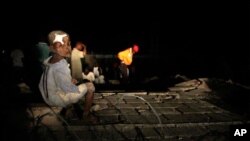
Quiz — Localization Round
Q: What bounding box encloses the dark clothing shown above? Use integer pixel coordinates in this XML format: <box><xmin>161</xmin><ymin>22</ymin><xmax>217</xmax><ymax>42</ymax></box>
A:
<box><xmin>119</xmin><ymin>63</ymin><xmax>129</xmax><ymax>84</ymax></box>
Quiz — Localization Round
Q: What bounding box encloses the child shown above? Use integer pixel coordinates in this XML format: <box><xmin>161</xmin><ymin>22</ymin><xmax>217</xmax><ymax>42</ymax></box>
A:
<box><xmin>38</xmin><ymin>30</ymin><xmax>98</xmax><ymax>124</ymax></box>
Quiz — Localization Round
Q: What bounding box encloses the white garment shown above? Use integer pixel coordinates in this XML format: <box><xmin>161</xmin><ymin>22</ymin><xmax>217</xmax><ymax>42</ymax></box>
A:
<box><xmin>71</xmin><ymin>48</ymin><xmax>84</xmax><ymax>80</ymax></box>
<box><xmin>39</xmin><ymin>57</ymin><xmax>87</xmax><ymax>107</ymax></box>
<box><xmin>94</xmin><ymin>75</ymin><xmax>105</xmax><ymax>84</ymax></box>
<box><xmin>93</xmin><ymin>67</ymin><xmax>99</xmax><ymax>77</ymax></box>
<box><xmin>10</xmin><ymin>49</ymin><xmax>24</xmax><ymax>67</ymax></box>
<box><xmin>82</xmin><ymin>72</ymin><xmax>95</xmax><ymax>82</ymax></box>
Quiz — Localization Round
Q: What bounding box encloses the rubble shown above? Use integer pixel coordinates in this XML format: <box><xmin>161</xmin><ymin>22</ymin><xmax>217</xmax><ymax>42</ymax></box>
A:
<box><xmin>24</xmin><ymin>76</ymin><xmax>250</xmax><ymax>140</ymax></box>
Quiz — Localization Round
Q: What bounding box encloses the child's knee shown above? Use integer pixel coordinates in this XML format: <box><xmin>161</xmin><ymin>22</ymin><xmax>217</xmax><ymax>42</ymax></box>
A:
<box><xmin>86</xmin><ymin>82</ymin><xmax>95</xmax><ymax>93</ymax></box>
<box><xmin>78</xmin><ymin>84</ymin><xmax>88</xmax><ymax>95</ymax></box>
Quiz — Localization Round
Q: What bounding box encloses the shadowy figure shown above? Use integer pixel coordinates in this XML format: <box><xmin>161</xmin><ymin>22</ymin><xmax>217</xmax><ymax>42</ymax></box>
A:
<box><xmin>10</xmin><ymin>47</ymin><xmax>25</xmax><ymax>84</ymax></box>
<box><xmin>24</xmin><ymin>34</ymin><xmax>51</xmax><ymax>101</ymax></box>
<box><xmin>36</xmin><ymin>35</ymin><xmax>51</xmax><ymax>67</ymax></box>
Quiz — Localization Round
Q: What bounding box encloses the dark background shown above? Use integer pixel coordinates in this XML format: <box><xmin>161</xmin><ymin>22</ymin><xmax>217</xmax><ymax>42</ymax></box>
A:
<box><xmin>1</xmin><ymin>1</ymin><xmax>250</xmax><ymax>84</ymax></box>
<box><xmin>1</xmin><ymin>2</ymin><xmax>250</xmax><ymax>140</ymax></box>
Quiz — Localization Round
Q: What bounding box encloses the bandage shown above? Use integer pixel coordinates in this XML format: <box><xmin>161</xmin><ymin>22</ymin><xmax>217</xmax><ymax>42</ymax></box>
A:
<box><xmin>53</xmin><ymin>34</ymin><xmax>67</xmax><ymax>44</ymax></box>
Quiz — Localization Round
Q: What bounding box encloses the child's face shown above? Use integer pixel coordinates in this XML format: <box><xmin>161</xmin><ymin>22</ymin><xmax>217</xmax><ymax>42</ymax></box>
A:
<box><xmin>54</xmin><ymin>36</ymin><xmax>71</xmax><ymax>57</ymax></box>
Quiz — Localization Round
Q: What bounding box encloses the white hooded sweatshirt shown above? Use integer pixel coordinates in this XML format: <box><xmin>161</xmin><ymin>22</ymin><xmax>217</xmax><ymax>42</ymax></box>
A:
<box><xmin>39</xmin><ymin>57</ymin><xmax>87</xmax><ymax>107</ymax></box>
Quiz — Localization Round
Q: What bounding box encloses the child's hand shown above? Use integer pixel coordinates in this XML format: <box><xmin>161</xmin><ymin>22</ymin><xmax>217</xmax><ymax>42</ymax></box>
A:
<box><xmin>72</xmin><ymin>79</ymin><xmax>78</xmax><ymax>84</ymax></box>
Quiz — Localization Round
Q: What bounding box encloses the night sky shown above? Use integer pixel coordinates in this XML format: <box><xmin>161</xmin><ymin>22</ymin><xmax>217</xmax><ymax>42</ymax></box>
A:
<box><xmin>3</xmin><ymin>2</ymin><xmax>249</xmax><ymax>53</ymax></box>
<box><xmin>1</xmin><ymin>3</ymin><xmax>250</xmax><ymax>141</ymax></box>
<box><xmin>2</xmin><ymin>1</ymin><xmax>250</xmax><ymax>83</ymax></box>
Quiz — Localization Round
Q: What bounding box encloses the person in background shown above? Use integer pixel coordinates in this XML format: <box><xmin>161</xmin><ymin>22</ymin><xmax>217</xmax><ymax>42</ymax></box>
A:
<box><xmin>10</xmin><ymin>47</ymin><xmax>24</xmax><ymax>84</ymax></box>
<box><xmin>117</xmin><ymin>44</ymin><xmax>139</xmax><ymax>84</ymax></box>
<box><xmin>35</xmin><ymin>35</ymin><xmax>50</xmax><ymax>68</ymax></box>
<box><xmin>71</xmin><ymin>41</ymin><xmax>87</xmax><ymax>81</ymax></box>
<box><xmin>93</xmin><ymin>65</ymin><xmax>105</xmax><ymax>84</ymax></box>
<box><xmin>38</xmin><ymin>30</ymin><xmax>98</xmax><ymax>124</ymax></box>
<box><xmin>82</xmin><ymin>64</ymin><xmax>105</xmax><ymax>84</ymax></box>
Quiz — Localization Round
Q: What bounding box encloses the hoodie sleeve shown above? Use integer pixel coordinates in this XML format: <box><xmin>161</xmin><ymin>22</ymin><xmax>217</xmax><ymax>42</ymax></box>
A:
<box><xmin>54</xmin><ymin>67</ymin><xmax>80</xmax><ymax>94</ymax></box>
